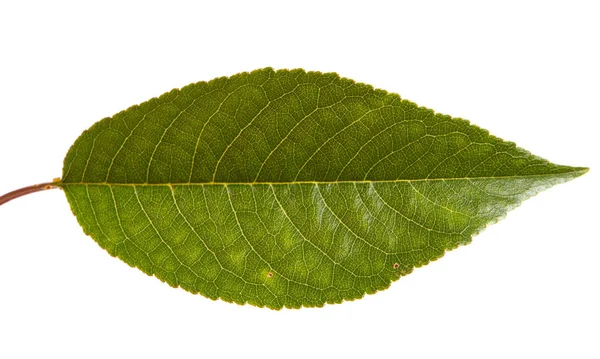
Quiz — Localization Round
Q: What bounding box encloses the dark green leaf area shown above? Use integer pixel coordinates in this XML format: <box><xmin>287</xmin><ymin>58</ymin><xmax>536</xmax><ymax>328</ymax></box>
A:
<box><xmin>62</xmin><ymin>68</ymin><xmax>577</xmax><ymax>185</ymax></box>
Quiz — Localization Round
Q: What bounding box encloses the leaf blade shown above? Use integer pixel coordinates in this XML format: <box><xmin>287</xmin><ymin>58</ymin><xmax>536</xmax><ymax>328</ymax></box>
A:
<box><xmin>60</xmin><ymin>68</ymin><xmax>587</xmax><ymax>308</ymax></box>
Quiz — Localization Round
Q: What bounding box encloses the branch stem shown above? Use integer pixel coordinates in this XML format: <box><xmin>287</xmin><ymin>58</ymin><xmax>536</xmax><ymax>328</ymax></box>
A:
<box><xmin>0</xmin><ymin>182</ymin><xmax>59</xmax><ymax>206</ymax></box>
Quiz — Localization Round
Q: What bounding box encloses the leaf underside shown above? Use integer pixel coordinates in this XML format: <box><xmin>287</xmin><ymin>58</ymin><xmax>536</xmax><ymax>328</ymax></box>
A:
<box><xmin>59</xmin><ymin>68</ymin><xmax>586</xmax><ymax>309</ymax></box>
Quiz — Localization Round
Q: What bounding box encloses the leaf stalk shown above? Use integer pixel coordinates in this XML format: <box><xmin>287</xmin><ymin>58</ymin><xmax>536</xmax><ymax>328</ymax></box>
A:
<box><xmin>0</xmin><ymin>182</ymin><xmax>59</xmax><ymax>206</ymax></box>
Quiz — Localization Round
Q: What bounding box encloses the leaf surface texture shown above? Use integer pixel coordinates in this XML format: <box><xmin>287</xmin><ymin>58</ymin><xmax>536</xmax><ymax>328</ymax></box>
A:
<box><xmin>60</xmin><ymin>68</ymin><xmax>586</xmax><ymax>308</ymax></box>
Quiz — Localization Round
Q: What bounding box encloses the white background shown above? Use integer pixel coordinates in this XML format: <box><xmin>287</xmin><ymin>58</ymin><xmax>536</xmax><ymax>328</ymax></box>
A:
<box><xmin>0</xmin><ymin>1</ymin><xmax>598</xmax><ymax>358</ymax></box>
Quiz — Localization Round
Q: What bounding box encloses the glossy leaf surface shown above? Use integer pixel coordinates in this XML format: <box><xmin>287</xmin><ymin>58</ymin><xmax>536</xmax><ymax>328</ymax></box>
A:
<box><xmin>59</xmin><ymin>68</ymin><xmax>586</xmax><ymax>308</ymax></box>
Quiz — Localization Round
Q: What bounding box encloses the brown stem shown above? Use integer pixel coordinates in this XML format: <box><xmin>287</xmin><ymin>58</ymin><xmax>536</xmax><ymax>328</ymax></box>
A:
<box><xmin>0</xmin><ymin>182</ymin><xmax>59</xmax><ymax>206</ymax></box>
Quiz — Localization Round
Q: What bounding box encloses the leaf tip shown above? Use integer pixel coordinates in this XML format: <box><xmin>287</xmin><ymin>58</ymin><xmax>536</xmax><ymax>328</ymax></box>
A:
<box><xmin>565</xmin><ymin>166</ymin><xmax>589</xmax><ymax>180</ymax></box>
<box><xmin>577</xmin><ymin>167</ymin><xmax>590</xmax><ymax>175</ymax></box>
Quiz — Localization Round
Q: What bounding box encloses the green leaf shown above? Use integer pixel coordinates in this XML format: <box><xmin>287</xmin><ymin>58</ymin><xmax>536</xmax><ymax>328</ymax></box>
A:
<box><xmin>58</xmin><ymin>67</ymin><xmax>586</xmax><ymax>309</ymax></box>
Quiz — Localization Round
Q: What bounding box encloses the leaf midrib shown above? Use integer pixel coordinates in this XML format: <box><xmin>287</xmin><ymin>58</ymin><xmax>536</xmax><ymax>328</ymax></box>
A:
<box><xmin>58</xmin><ymin>168</ymin><xmax>588</xmax><ymax>186</ymax></box>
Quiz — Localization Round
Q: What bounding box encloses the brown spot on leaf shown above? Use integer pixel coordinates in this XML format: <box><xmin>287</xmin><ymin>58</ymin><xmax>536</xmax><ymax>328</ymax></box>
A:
<box><xmin>267</xmin><ymin>272</ymin><xmax>273</xmax><ymax>278</ymax></box>
<box><xmin>393</xmin><ymin>263</ymin><xmax>399</xmax><ymax>269</ymax></box>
